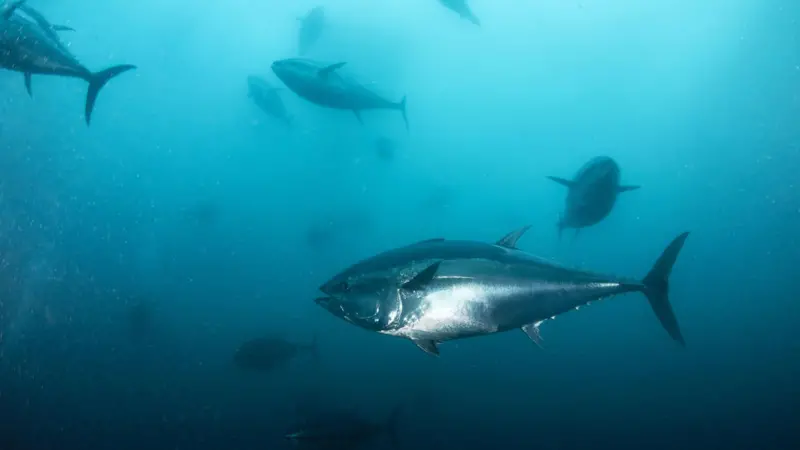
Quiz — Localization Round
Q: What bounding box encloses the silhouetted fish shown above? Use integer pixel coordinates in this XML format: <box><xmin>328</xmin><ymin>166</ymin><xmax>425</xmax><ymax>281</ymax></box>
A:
<box><xmin>0</xmin><ymin>1</ymin><xmax>136</xmax><ymax>124</ymax></box>
<box><xmin>375</xmin><ymin>136</ymin><xmax>395</xmax><ymax>161</ymax></box>
<box><xmin>247</xmin><ymin>75</ymin><xmax>293</xmax><ymax>126</ymax></box>
<box><xmin>298</xmin><ymin>6</ymin><xmax>325</xmax><ymax>55</ymax></box>
<box><xmin>438</xmin><ymin>0</ymin><xmax>480</xmax><ymax>26</ymax></box>
<box><xmin>234</xmin><ymin>336</ymin><xmax>317</xmax><ymax>372</ymax></box>
<box><xmin>127</xmin><ymin>299</ymin><xmax>153</xmax><ymax>340</ymax></box>
<box><xmin>547</xmin><ymin>156</ymin><xmax>640</xmax><ymax>237</ymax></box>
<box><xmin>182</xmin><ymin>200</ymin><xmax>218</xmax><ymax>226</ymax></box>
<box><xmin>286</xmin><ymin>406</ymin><xmax>403</xmax><ymax>448</ymax></box>
<box><xmin>272</xmin><ymin>58</ymin><xmax>408</xmax><ymax>130</ymax></box>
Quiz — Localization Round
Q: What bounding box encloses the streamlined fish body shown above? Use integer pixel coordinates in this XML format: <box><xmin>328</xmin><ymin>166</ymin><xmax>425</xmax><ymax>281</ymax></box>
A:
<box><xmin>271</xmin><ymin>58</ymin><xmax>408</xmax><ymax>130</ymax></box>
<box><xmin>548</xmin><ymin>156</ymin><xmax>640</xmax><ymax>236</ymax></box>
<box><xmin>0</xmin><ymin>2</ymin><xmax>135</xmax><ymax>124</ymax></box>
<box><xmin>316</xmin><ymin>226</ymin><xmax>688</xmax><ymax>356</ymax></box>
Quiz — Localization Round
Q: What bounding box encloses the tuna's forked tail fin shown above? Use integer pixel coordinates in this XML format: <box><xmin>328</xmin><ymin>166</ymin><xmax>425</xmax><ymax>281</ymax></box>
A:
<box><xmin>85</xmin><ymin>64</ymin><xmax>137</xmax><ymax>125</ymax></box>
<box><xmin>642</xmin><ymin>232</ymin><xmax>690</xmax><ymax>346</ymax></box>
<box><xmin>397</xmin><ymin>96</ymin><xmax>408</xmax><ymax>131</ymax></box>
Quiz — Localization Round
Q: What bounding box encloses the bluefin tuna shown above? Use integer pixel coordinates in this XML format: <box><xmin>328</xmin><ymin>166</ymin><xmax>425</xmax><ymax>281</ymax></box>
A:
<box><xmin>297</xmin><ymin>6</ymin><xmax>325</xmax><ymax>55</ymax></box>
<box><xmin>0</xmin><ymin>1</ymin><xmax>136</xmax><ymax>125</ymax></box>
<box><xmin>271</xmin><ymin>58</ymin><xmax>408</xmax><ymax>130</ymax></box>
<box><xmin>233</xmin><ymin>335</ymin><xmax>318</xmax><ymax>372</ymax></box>
<box><xmin>247</xmin><ymin>75</ymin><xmax>293</xmax><ymax>126</ymax></box>
<box><xmin>315</xmin><ymin>226</ymin><xmax>688</xmax><ymax>356</ymax></box>
<box><xmin>285</xmin><ymin>407</ymin><xmax>402</xmax><ymax>447</ymax></box>
<box><xmin>548</xmin><ymin>156</ymin><xmax>640</xmax><ymax>237</ymax></box>
<box><xmin>438</xmin><ymin>0</ymin><xmax>480</xmax><ymax>26</ymax></box>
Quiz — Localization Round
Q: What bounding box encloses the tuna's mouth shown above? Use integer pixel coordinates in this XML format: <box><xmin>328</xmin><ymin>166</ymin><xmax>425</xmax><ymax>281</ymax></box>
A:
<box><xmin>314</xmin><ymin>296</ymin><xmax>333</xmax><ymax>307</ymax></box>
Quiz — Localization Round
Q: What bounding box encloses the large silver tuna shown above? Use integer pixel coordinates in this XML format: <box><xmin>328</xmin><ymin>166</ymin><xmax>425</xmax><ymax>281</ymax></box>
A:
<box><xmin>315</xmin><ymin>226</ymin><xmax>688</xmax><ymax>356</ymax></box>
<box><xmin>271</xmin><ymin>58</ymin><xmax>408</xmax><ymax>130</ymax></box>
<box><xmin>0</xmin><ymin>1</ymin><xmax>136</xmax><ymax>125</ymax></box>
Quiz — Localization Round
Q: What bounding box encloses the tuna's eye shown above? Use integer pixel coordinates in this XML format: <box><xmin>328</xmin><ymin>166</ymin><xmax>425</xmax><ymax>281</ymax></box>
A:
<box><xmin>338</xmin><ymin>281</ymin><xmax>350</xmax><ymax>291</ymax></box>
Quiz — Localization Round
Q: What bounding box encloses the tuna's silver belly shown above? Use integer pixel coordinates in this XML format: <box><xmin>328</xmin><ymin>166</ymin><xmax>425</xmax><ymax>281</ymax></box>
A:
<box><xmin>387</xmin><ymin>263</ymin><xmax>630</xmax><ymax>343</ymax></box>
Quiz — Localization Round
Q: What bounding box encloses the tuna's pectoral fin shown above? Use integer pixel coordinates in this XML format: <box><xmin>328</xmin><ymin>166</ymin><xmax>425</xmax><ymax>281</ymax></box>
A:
<box><xmin>85</xmin><ymin>64</ymin><xmax>137</xmax><ymax>126</ymax></box>
<box><xmin>496</xmin><ymin>225</ymin><xmax>531</xmax><ymax>249</ymax></box>
<box><xmin>23</xmin><ymin>72</ymin><xmax>32</xmax><ymax>97</ymax></box>
<box><xmin>546</xmin><ymin>176</ymin><xmax>575</xmax><ymax>188</ymax></box>
<box><xmin>52</xmin><ymin>24</ymin><xmax>74</xmax><ymax>32</ymax></box>
<box><xmin>318</xmin><ymin>62</ymin><xmax>346</xmax><ymax>78</ymax></box>
<box><xmin>412</xmin><ymin>339</ymin><xmax>440</xmax><ymax>356</ymax></box>
<box><xmin>401</xmin><ymin>261</ymin><xmax>441</xmax><ymax>291</ymax></box>
<box><xmin>397</xmin><ymin>96</ymin><xmax>408</xmax><ymax>131</ymax></box>
<box><xmin>618</xmin><ymin>185</ymin><xmax>641</xmax><ymax>192</ymax></box>
<box><xmin>642</xmin><ymin>232</ymin><xmax>690</xmax><ymax>346</ymax></box>
<box><xmin>521</xmin><ymin>321</ymin><xmax>544</xmax><ymax>348</ymax></box>
<box><xmin>352</xmin><ymin>109</ymin><xmax>363</xmax><ymax>124</ymax></box>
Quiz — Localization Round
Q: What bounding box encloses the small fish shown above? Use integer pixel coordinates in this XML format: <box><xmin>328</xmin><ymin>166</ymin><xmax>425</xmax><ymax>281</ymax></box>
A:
<box><xmin>271</xmin><ymin>58</ymin><xmax>408</xmax><ymax>130</ymax></box>
<box><xmin>548</xmin><ymin>156</ymin><xmax>640</xmax><ymax>238</ymax></box>
<box><xmin>316</xmin><ymin>226</ymin><xmax>689</xmax><ymax>356</ymax></box>
<box><xmin>233</xmin><ymin>335</ymin><xmax>317</xmax><ymax>372</ymax></box>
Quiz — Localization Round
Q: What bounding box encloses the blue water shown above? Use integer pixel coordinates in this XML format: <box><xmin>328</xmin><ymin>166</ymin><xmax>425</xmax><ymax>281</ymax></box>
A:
<box><xmin>1</xmin><ymin>1</ymin><xmax>798</xmax><ymax>449</ymax></box>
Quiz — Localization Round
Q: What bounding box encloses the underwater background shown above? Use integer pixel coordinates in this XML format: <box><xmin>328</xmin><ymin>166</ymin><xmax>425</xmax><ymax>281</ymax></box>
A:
<box><xmin>1</xmin><ymin>0</ymin><xmax>799</xmax><ymax>449</ymax></box>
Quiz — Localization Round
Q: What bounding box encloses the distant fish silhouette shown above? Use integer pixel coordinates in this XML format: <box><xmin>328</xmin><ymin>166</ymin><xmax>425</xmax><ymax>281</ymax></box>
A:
<box><xmin>182</xmin><ymin>200</ymin><xmax>219</xmax><ymax>226</ymax></box>
<box><xmin>286</xmin><ymin>406</ymin><xmax>403</xmax><ymax>448</ymax></box>
<box><xmin>234</xmin><ymin>335</ymin><xmax>318</xmax><ymax>372</ymax></box>
<box><xmin>298</xmin><ymin>6</ymin><xmax>325</xmax><ymax>55</ymax></box>
<box><xmin>438</xmin><ymin>0</ymin><xmax>480</xmax><ymax>26</ymax></box>
<box><xmin>375</xmin><ymin>136</ymin><xmax>395</xmax><ymax>161</ymax></box>
<box><xmin>547</xmin><ymin>156</ymin><xmax>640</xmax><ymax>238</ymax></box>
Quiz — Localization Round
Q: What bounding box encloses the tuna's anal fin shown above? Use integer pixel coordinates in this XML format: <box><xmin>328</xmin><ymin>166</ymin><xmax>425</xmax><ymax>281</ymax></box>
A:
<box><xmin>401</xmin><ymin>261</ymin><xmax>441</xmax><ymax>291</ymax></box>
<box><xmin>412</xmin><ymin>339</ymin><xmax>439</xmax><ymax>356</ymax></box>
<box><xmin>546</xmin><ymin>176</ymin><xmax>575</xmax><ymax>188</ymax></box>
<box><xmin>52</xmin><ymin>24</ymin><xmax>74</xmax><ymax>32</ymax></box>
<box><xmin>521</xmin><ymin>322</ymin><xmax>544</xmax><ymax>348</ymax></box>
<box><xmin>318</xmin><ymin>62</ymin><xmax>346</xmax><ymax>78</ymax></box>
<box><xmin>618</xmin><ymin>185</ymin><xmax>641</xmax><ymax>192</ymax></box>
<box><xmin>496</xmin><ymin>225</ymin><xmax>531</xmax><ymax>249</ymax></box>
<box><xmin>23</xmin><ymin>72</ymin><xmax>32</xmax><ymax>97</ymax></box>
<box><xmin>352</xmin><ymin>109</ymin><xmax>363</xmax><ymax>124</ymax></box>
<box><xmin>642</xmin><ymin>232</ymin><xmax>690</xmax><ymax>346</ymax></box>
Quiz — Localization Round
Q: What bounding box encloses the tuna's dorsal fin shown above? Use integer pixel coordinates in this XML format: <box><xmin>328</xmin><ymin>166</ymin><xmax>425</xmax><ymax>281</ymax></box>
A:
<box><xmin>319</xmin><ymin>62</ymin><xmax>346</xmax><ymax>78</ymax></box>
<box><xmin>401</xmin><ymin>261</ymin><xmax>441</xmax><ymax>291</ymax></box>
<box><xmin>496</xmin><ymin>225</ymin><xmax>531</xmax><ymax>249</ymax></box>
<box><xmin>1</xmin><ymin>0</ymin><xmax>25</xmax><ymax>20</ymax></box>
<box><xmin>618</xmin><ymin>184</ymin><xmax>641</xmax><ymax>193</ymax></box>
<box><xmin>546</xmin><ymin>176</ymin><xmax>575</xmax><ymax>188</ymax></box>
<box><xmin>521</xmin><ymin>321</ymin><xmax>544</xmax><ymax>348</ymax></box>
<box><xmin>412</xmin><ymin>339</ymin><xmax>440</xmax><ymax>356</ymax></box>
<box><xmin>23</xmin><ymin>72</ymin><xmax>32</xmax><ymax>97</ymax></box>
